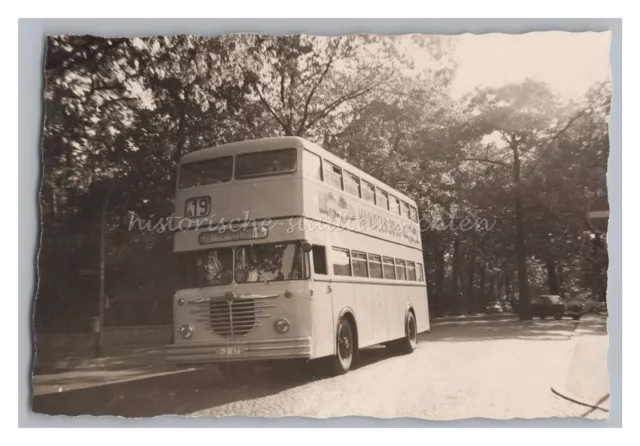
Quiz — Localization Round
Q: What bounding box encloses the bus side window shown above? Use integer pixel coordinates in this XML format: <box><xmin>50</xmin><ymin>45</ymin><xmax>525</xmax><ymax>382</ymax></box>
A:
<box><xmin>312</xmin><ymin>245</ymin><xmax>327</xmax><ymax>275</ymax></box>
<box><xmin>332</xmin><ymin>247</ymin><xmax>352</xmax><ymax>276</ymax></box>
<box><xmin>417</xmin><ymin>263</ymin><xmax>425</xmax><ymax>282</ymax></box>
<box><xmin>323</xmin><ymin>160</ymin><xmax>343</xmax><ymax>190</ymax></box>
<box><xmin>303</xmin><ymin>149</ymin><xmax>323</xmax><ymax>181</ymax></box>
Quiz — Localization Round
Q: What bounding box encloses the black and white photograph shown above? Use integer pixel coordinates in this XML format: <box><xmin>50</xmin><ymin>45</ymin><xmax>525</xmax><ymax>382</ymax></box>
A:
<box><xmin>28</xmin><ymin>27</ymin><xmax>613</xmax><ymax>421</ymax></box>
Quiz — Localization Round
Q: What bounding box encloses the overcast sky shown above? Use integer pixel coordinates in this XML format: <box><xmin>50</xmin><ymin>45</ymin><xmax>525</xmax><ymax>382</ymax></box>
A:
<box><xmin>445</xmin><ymin>31</ymin><xmax>611</xmax><ymax>99</ymax></box>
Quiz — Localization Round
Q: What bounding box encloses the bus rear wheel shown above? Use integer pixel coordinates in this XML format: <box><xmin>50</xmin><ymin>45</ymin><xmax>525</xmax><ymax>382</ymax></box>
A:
<box><xmin>331</xmin><ymin>317</ymin><xmax>355</xmax><ymax>375</ymax></box>
<box><xmin>387</xmin><ymin>311</ymin><xmax>418</xmax><ymax>355</ymax></box>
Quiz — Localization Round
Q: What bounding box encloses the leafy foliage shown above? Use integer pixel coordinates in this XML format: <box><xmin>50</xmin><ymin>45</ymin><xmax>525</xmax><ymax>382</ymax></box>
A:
<box><xmin>37</xmin><ymin>34</ymin><xmax>610</xmax><ymax>329</ymax></box>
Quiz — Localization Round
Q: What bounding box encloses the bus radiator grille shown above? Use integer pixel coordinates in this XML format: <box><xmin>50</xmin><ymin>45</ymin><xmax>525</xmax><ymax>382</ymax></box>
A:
<box><xmin>208</xmin><ymin>298</ymin><xmax>273</xmax><ymax>339</ymax></box>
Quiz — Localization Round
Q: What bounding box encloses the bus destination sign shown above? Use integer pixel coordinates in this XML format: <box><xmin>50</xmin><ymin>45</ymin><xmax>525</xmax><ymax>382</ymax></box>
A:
<box><xmin>198</xmin><ymin>226</ymin><xmax>269</xmax><ymax>245</ymax></box>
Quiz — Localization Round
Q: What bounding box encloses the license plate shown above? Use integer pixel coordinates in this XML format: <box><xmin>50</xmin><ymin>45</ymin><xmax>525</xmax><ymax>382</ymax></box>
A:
<box><xmin>214</xmin><ymin>347</ymin><xmax>245</xmax><ymax>356</ymax></box>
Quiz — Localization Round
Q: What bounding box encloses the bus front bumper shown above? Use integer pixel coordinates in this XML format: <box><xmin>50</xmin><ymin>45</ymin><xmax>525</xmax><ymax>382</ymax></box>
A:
<box><xmin>166</xmin><ymin>336</ymin><xmax>312</xmax><ymax>364</ymax></box>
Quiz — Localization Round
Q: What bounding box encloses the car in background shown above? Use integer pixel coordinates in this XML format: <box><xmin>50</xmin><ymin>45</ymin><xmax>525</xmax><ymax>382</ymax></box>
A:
<box><xmin>514</xmin><ymin>294</ymin><xmax>584</xmax><ymax>320</ymax></box>
<box><xmin>583</xmin><ymin>301</ymin><xmax>607</xmax><ymax>314</ymax></box>
<box><xmin>484</xmin><ymin>301</ymin><xmax>503</xmax><ymax>314</ymax></box>
<box><xmin>563</xmin><ymin>300</ymin><xmax>585</xmax><ymax>320</ymax></box>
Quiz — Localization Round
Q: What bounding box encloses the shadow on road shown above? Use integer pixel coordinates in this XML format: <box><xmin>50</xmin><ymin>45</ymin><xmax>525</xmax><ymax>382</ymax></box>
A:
<box><xmin>32</xmin><ymin>316</ymin><xmax>608</xmax><ymax>418</ymax></box>
<box><xmin>425</xmin><ymin>315</ymin><xmax>607</xmax><ymax>343</ymax></box>
<box><xmin>32</xmin><ymin>347</ymin><xmax>398</xmax><ymax>418</ymax></box>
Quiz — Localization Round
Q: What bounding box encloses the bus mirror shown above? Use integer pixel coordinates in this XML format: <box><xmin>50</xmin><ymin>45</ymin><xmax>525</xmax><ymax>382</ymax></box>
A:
<box><xmin>301</xmin><ymin>242</ymin><xmax>313</xmax><ymax>253</ymax></box>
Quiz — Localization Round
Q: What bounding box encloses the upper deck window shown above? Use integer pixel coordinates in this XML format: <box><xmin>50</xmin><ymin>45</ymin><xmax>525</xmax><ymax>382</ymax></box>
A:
<box><xmin>390</xmin><ymin>195</ymin><xmax>400</xmax><ymax>215</ymax></box>
<box><xmin>409</xmin><ymin>206</ymin><xmax>419</xmax><ymax>223</ymax></box>
<box><xmin>344</xmin><ymin>171</ymin><xmax>361</xmax><ymax>198</ymax></box>
<box><xmin>362</xmin><ymin>181</ymin><xmax>376</xmax><ymax>205</ymax></box>
<box><xmin>179</xmin><ymin>156</ymin><xmax>233</xmax><ymax>189</ymax></box>
<box><xmin>235</xmin><ymin>148</ymin><xmax>297</xmax><ymax>180</ymax></box>
<box><xmin>323</xmin><ymin>161</ymin><xmax>343</xmax><ymax>190</ymax></box>
<box><xmin>376</xmin><ymin>189</ymin><xmax>389</xmax><ymax>210</ymax></box>
<box><xmin>303</xmin><ymin>149</ymin><xmax>323</xmax><ymax>181</ymax></box>
<box><xmin>401</xmin><ymin>201</ymin><xmax>411</xmax><ymax>219</ymax></box>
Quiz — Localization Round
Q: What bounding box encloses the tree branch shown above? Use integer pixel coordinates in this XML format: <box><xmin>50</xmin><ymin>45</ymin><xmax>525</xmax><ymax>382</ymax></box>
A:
<box><xmin>305</xmin><ymin>71</ymin><xmax>394</xmax><ymax>131</ymax></box>
<box><xmin>296</xmin><ymin>39</ymin><xmax>341</xmax><ymax>135</ymax></box>
<box><xmin>524</xmin><ymin>109</ymin><xmax>588</xmax><ymax>177</ymax></box>
<box><xmin>463</xmin><ymin>157</ymin><xmax>509</xmax><ymax>167</ymax></box>
<box><xmin>255</xmin><ymin>86</ymin><xmax>288</xmax><ymax>133</ymax></box>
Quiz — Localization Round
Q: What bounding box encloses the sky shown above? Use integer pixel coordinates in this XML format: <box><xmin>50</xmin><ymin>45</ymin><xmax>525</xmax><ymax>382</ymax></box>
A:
<box><xmin>445</xmin><ymin>31</ymin><xmax>611</xmax><ymax>99</ymax></box>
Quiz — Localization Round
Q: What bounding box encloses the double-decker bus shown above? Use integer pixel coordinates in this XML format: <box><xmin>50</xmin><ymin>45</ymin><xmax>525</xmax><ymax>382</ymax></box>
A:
<box><xmin>167</xmin><ymin>136</ymin><xmax>429</xmax><ymax>376</ymax></box>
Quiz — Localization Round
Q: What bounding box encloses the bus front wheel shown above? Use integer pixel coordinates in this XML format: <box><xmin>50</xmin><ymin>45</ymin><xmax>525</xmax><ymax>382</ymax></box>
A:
<box><xmin>331</xmin><ymin>317</ymin><xmax>355</xmax><ymax>375</ymax></box>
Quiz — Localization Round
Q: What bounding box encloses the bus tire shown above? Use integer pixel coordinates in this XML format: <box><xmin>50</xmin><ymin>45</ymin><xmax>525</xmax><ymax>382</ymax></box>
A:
<box><xmin>219</xmin><ymin>362</ymin><xmax>254</xmax><ymax>381</ymax></box>
<box><xmin>390</xmin><ymin>311</ymin><xmax>418</xmax><ymax>355</ymax></box>
<box><xmin>331</xmin><ymin>317</ymin><xmax>355</xmax><ymax>375</ymax></box>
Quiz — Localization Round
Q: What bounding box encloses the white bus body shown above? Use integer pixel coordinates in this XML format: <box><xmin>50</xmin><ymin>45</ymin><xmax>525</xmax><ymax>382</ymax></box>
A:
<box><xmin>167</xmin><ymin>137</ymin><xmax>429</xmax><ymax>373</ymax></box>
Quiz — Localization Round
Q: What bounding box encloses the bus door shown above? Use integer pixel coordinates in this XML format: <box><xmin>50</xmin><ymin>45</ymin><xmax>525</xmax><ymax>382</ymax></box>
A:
<box><xmin>310</xmin><ymin>244</ymin><xmax>335</xmax><ymax>358</ymax></box>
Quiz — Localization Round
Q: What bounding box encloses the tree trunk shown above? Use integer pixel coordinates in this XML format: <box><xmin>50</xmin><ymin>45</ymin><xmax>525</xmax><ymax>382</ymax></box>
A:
<box><xmin>173</xmin><ymin>98</ymin><xmax>187</xmax><ymax>165</ymax></box>
<box><xmin>451</xmin><ymin>235</ymin><xmax>461</xmax><ymax>315</ymax></box>
<box><xmin>97</xmin><ymin>183</ymin><xmax>114</xmax><ymax>358</ymax></box>
<box><xmin>478</xmin><ymin>262</ymin><xmax>486</xmax><ymax>308</ymax></box>
<box><xmin>434</xmin><ymin>247</ymin><xmax>445</xmax><ymax>317</ymax></box>
<box><xmin>591</xmin><ymin>232</ymin><xmax>604</xmax><ymax>302</ymax></box>
<box><xmin>546</xmin><ymin>258</ymin><xmax>559</xmax><ymax>294</ymax></box>
<box><xmin>488</xmin><ymin>274</ymin><xmax>495</xmax><ymax>302</ymax></box>
<box><xmin>466</xmin><ymin>258</ymin><xmax>476</xmax><ymax>314</ymax></box>
<box><xmin>511</xmin><ymin>137</ymin><xmax>531</xmax><ymax>319</ymax></box>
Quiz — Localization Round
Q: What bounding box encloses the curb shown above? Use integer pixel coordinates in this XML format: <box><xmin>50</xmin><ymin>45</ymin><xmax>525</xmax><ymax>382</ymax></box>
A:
<box><xmin>432</xmin><ymin>313</ymin><xmax>518</xmax><ymax>324</ymax></box>
<box><xmin>33</xmin><ymin>349</ymin><xmax>167</xmax><ymax>373</ymax></box>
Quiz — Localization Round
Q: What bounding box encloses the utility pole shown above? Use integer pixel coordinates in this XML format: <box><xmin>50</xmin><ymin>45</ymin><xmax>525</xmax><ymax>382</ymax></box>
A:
<box><xmin>96</xmin><ymin>182</ymin><xmax>114</xmax><ymax>358</ymax></box>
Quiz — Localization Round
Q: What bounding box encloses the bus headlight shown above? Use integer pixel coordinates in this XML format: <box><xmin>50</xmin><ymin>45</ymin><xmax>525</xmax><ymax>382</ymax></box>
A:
<box><xmin>284</xmin><ymin>290</ymin><xmax>293</xmax><ymax>299</ymax></box>
<box><xmin>177</xmin><ymin>298</ymin><xmax>185</xmax><ymax>306</ymax></box>
<box><xmin>274</xmin><ymin>319</ymin><xmax>290</xmax><ymax>334</ymax></box>
<box><xmin>180</xmin><ymin>324</ymin><xmax>194</xmax><ymax>339</ymax></box>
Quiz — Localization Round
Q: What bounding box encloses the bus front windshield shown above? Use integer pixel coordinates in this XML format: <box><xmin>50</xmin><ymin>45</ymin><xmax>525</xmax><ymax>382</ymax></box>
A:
<box><xmin>235</xmin><ymin>242</ymin><xmax>307</xmax><ymax>283</ymax></box>
<box><xmin>187</xmin><ymin>248</ymin><xmax>234</xmax><ymax>287</ymax></box>
<box><xmin>185</xmin><ymin>242</ymin><xmax>308</xmax><ymax>287</ymax></box>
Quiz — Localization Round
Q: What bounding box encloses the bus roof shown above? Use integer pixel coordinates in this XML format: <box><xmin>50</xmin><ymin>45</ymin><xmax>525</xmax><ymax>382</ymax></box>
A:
<box><xmin>180</xmin><ymin>136</ymin><xmax>417</xmax><ymax>206</ymax></box>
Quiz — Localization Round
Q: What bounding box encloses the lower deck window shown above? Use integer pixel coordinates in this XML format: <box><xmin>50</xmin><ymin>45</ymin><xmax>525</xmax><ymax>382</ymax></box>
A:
<box><xmin>332</xmin><ymin>248</ymin><xmax>352</xmax><ymax>276</ymax></box>
<box><xmin>395</xmin><ymin>259</ymin><xmax>407</xmax><ymax>281</ymax></box>
<box><xmin>235</xmin><ymin>242</ymin><xmax>308</xmax><ymax>283</ymax></box>
<box><xmin>382</xmin><ymin>256</ymin><xmax>396</xmax><ymax>280</ymax></box>
<box><xmin>312</xmin><ymin>245</ymin><xmax>327</xmax><ymax>275</ymax></box>
<box><xmin>352</xmin><ymin>251</ymin><xmax>368</xmax><ymax>277</ymax></box>
<box><xmin>368</xmin><ymin>254</ymin><xmax>383</xmax><ymax>279</ymax></box>
<box><xmin>185</xmin><ymin>248</ymin><xmax>234</xmax><ymax>287</ymax></box>
<box><xmin>406</xmin><ymin>261</ymin><xmax>417</xmax><ymax>281</ymax></box>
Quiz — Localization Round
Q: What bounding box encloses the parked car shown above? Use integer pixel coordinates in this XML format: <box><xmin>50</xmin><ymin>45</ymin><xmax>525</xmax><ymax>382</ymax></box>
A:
<box><xmin>563</xmin><ymin>300</ymin><xmax>585</xmax><ymax>320</ymax></box>
<box><xmin>514</xmin><ymin>295</ymin><xmax>584</xmax><ymax>320</ymax></box>
<box><xmin>583</xmin><ymin>301</ymin><xmax>607</xmax><ymax>314</ymax></box>
<box><xmin>484</xmin><ymin>301</ymin><xmax>503</xmax><ymax>314</ymax></box>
